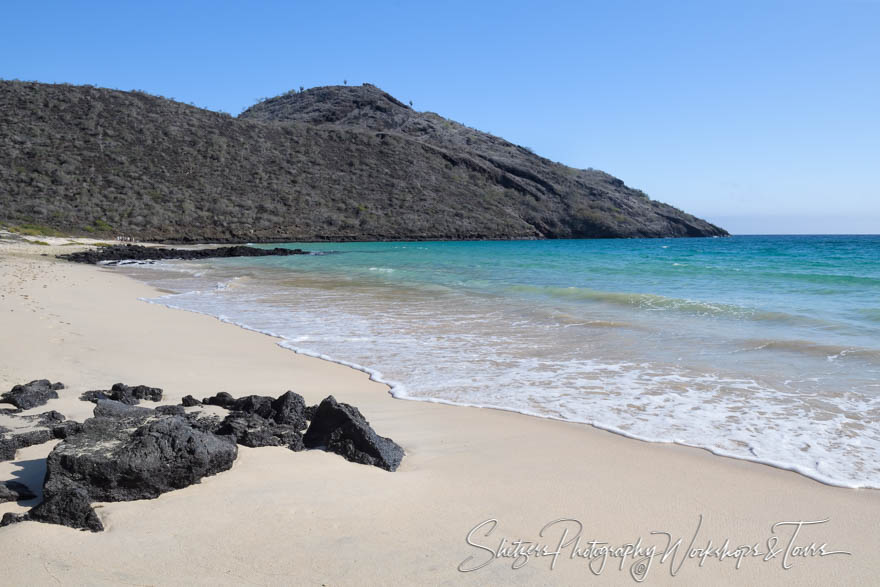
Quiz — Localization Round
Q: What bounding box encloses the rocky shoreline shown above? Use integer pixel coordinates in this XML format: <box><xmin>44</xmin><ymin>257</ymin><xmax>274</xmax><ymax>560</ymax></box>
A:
<box><xmin>58</xmin><ymin>243</ymin><xmax>308</xmax><ymax>264</ymax></box>
<box><xmin>0</xmin><ymin>379</ymin><xmax>404</xmax><ymax>532</ymax></box>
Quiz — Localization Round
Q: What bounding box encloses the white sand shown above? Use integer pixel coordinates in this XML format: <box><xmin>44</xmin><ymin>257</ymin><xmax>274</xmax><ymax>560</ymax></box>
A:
<box><xmin>0</xmin><ymin>238</ymin><xmax>877</xmax><ymax>585</ymax></box>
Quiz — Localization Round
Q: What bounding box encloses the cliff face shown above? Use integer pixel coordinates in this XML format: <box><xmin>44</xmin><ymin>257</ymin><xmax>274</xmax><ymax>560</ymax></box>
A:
<box><xmin>0</xmin><ymin>81</ymin><xmax>726</xmax><ymax>241</ymax></box>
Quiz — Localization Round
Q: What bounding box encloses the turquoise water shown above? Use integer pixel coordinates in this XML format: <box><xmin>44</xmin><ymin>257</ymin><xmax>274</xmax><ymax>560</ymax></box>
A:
<box><xmin>124</xmin><ymin>235</ymin><xmax>880</xmax><ymax>487</ymax></box>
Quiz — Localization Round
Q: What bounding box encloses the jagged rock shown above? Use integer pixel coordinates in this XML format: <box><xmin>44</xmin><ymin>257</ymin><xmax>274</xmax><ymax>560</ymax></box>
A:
<box><xmin>59</xmin><ymin>245</ymin><xmax>308</xmax><ymax>265</ymax></box>
<box><xmin>3</xmin><ymin>401</ymin><xmax>238</xmax><ymax>531</ymax></box>
<box><xmin>0</xmin><ymin>411</ymin><xmax>82</xmax><ymax>462</ymax></box>
<box><xmin>93</xmin><ymin>399</ymin><xmax>154</xmax><ymax>419</ymax></box>
<box><xmin>78</xmin><ymin>390</ymin><xmax>110</xmax><ymax>403</ymax></box>
<box><xmin>227</xmin><ymin>395</ymin><xmax>274</xmax><ymax>417</ymax></box>
<box><xmin>1</xmin><ymin>512</ymin><xmax>28</xmax><ymax>528</ymax></box>
<box><xmin>1</xmin><ymin>380</ymin><xmax>64</xmax><ymax>410</ymax></box>
<box><xmin>181</xmin><ymin>395</ymin><xmax>201</xmax><ymax>407</ymax></box>
<box><xmin>113</xmin><ymin>383</ymin><xmax>163</xmax><ymax>402</ymax></box>
<box><xmin>183</xmin><ymin>412</ymin><xmax>224</xmax><ymax>434</ymax></box>
<box><xmin>202</xmin><ymin>392</ymin><xmax>236</xmax><ymax>408</ymax></box>
<box><xmin>0</xmin><ymin>480</ymin><xmax>36</xmax><ymax>503</ymax></box>
<box><xmin>7</xmin><ymin>429</ymin><xmax>52</xmax><ymax>449</ymax></box>
<box><xmin>0</xmin><ymin>438</ymin><xmax>14</xmax><ymax>461</ymax></box>
<box><xmin>271</xmin><ymin>391</ymin><xmax>309</xmax><ymax>428</ymax></box>
<box><xmin>21</xmin><ymin>487</ymin><xmax>101</xmax><ymax>531</ymax></box>
<box><xmin>201</xmin><ymin>391</ymin><xmax>308</xmax><ymax>452</ymax></box>
<box><xmin>215</xmin><ymin>412</ymin><xmax>304</xmax><ymax>451</ymax></box>
<box><xmin>30</xmin><ymin>410</ymin><xmax>65</xmax><ymax>427</ymax></box>
<box><xmin>156</xmin><ymin>405</ymin><xmax>186</xmax><ymax>416</ymax></box>
<box><xmin>303</xmin><ymin>396</ymin><xmax>404</xmax><ymax>471</ymax></box>
<box><xmin>80</xmin><ymin>383</ymin><xmax>162</xmax><ymax>405</ymax></box>
<box><xmin>0</xmin><ymin>384</ymin><xmax>405</xmax><ymax>535</ymax></box>
<box><xmin>202</xmin><ymin>391</ymin><xmax>308</xmax><ymax>430</ymax></box>
<box><xmin>51</xmin><ymin>419</ymin><xmax>83</xmax><ymax>439</ymax></box>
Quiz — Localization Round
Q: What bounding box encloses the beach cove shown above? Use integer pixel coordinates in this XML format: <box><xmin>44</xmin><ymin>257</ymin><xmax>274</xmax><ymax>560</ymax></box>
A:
<box><xmin>1</xmin><ymin>238</ymin><xmax>878</xmax><ymax>585</ymax></box>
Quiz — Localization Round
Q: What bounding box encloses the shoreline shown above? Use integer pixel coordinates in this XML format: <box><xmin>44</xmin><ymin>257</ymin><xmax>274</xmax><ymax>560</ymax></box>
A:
<box><xmin>143</xmin><ymin>291</ymin><xmax>875</xmax><ymax>491</ymax></box>
<box><xmin>1</xmin><ymin>238</ymin><xmax>878</xmax><ymax>585</ymax></box>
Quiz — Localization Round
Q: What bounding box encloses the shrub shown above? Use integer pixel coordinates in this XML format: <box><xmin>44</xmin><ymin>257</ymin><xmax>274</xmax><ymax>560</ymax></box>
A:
<box><xmin>9</xmin><ymin>223</ymin><xmax>63</xmax><ymax>236</ymax></box>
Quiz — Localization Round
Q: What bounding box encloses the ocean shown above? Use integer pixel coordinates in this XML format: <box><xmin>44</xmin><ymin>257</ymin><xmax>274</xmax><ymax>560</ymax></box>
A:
<box><xmin>118</xmin><ymin>235</ymin><xmax>880</xmax><ymax>488</ymax></box>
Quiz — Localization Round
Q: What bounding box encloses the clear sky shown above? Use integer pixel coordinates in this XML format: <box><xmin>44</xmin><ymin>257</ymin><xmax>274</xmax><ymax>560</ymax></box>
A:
<box><xmin>2</xmin><ymin>1</ymin><xmax>877</xmax><ymax>234</ymax></box>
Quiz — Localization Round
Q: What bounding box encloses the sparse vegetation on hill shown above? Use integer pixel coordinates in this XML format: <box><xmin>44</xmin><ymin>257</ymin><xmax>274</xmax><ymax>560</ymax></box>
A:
<box><xmin>0</xmin><ymin>81</ymin><xmax>726</xmax><ymax>242</ymax></box>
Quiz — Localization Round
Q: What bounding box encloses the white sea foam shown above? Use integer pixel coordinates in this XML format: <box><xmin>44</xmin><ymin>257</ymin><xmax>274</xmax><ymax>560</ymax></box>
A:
<box><xmin>134</xmin><ymin>269</ymin><xmax>880</xmax><ymax>490</ymax></box>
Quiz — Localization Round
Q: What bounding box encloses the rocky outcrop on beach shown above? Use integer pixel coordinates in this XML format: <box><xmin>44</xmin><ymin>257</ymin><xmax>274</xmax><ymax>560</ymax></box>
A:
<box><xmin>199</xmin><ymin>391</ymin><xmax>405</xmax><ymax>470</ymax></box>
<box><xmin>216</xmin><ymin>412</ymin><xmax>305</xmax><ymax>450</ymax></box>
<box><xmin>79</xmin><ymin>382</ymin><xmax>163</xmax><ymax>404</ymax></box>
<box><xmin>202</xmin><ymin>391</ymin><xmax>309</xmax><ymax>429</ymax></box>
<box><xmin>304</xmin><ymin>395</ymin><xmax>404</xmax><ymax>472</ymax></box>
<box><xmin>1</xmin><ymin>379</ymin><xmax>64</xmax><ymax>410</ymax></box>
<box><xmin>0</xmin><ymin>410</ymin><xmax>82</xmax><ymax>462</ymax></box>
<box><xmin>58</xmin><ymin>244</ymin><xmax>308</xmax><ymax>265</ymax></box>
<box><xmin>0</xmin><ymin>80</ymin><xmax>727</xmax><ymax>241</ymax></box>
<box><xmin>204</xmin><ymin>391</ymin><xmax>310</xmax><ymax>450</ymax></box>
<box><xmin>1</xmin><ymin>399</ymin><xmax>238</xmax><ymax>532</ymax></box>
<box><xmin>0</xmin><ymin>384</ymin><xmax>404</xmax><ymax>532</ymax></box>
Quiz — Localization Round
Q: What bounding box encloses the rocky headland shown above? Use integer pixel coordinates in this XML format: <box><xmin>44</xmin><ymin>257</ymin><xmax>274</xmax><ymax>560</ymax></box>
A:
<box><xmin>0</xmin><ymin>81</ymin><xmax>726</xmax><ymax>242</ymax></box>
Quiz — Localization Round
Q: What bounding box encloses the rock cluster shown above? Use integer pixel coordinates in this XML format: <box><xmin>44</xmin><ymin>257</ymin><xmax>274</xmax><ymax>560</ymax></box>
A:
<box><xmin>304</xmin><ymin>396</ymin><xmax>404</xmax><ymax>472</ymax></box>
<box><xmin>201</xmin><ymin>391</ymin><xmax>404</xmax><ymax>470</ymax></box>
<box><xmin>59</xmin><ymin>244</ymin><xmax>308</xmax><ymax>265</ymax></box>
<box><xmin>1</xmin><ymin>400</ymin><xmax>237</xmax><ymax>531</ymax></box>
<box><xmin>203</xmin><ymin>391</ymin><xmax>309</xmax><ymax>451</ymax></box>
<box><xmin>0</xmin><ymin>381</ymin><xmax>404</xmax><ymax>533</ymax></box>
<box><xmin>80</xmin><ymin>383</ymin><xmax>163</xmax><ymax>404</ymax></box>
<box><xmin>1</xmin><ymin>379</ymin><xmax>64</xmax><ymax>410</ymax></box>
<box><xmin>0</xmin><ymin>410</ymin><xmax>82</xmax><ymax>461</ymax></box>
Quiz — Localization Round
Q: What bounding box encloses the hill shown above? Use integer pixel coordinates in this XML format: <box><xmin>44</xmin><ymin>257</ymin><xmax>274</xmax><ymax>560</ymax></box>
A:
<box><xmin>0</xmin><ymin>81</ymin><xmax>727</xmax><ymax>241</ymax></box>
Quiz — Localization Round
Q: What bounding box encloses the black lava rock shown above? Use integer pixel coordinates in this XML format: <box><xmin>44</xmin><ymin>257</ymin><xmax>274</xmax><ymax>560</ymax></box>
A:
<box><xmin>27</xmin><ymin>487</ymin><xmax>101</xmax><ymax>531</ymax></box>
<box><xmin>271</xmin><ymin>391</ymin><xmax>309</xmax><ymax>429</ymax></box>
<box><xmin>215</xmin><ymin>412</ymin><xmax>304</xmax><ymax>451</ymax></box>
<box><xmin>156</xmin><ymin>405</ymin><xmax>186</xmax><ymax>416</ymax></box>
<box><xmin>59</xmin><ymin>244</ymin><xmax>308</xmax><ymax>265</ymax></box>
<box><xmin>303</xmin><ymin>396</ymin><xmax>404</xmax><ymax>471</ymax></box>
<box><xmin>202</xmin><ymin>391</ymin><xmax>308</xmax><ymax>431</ymax></box>
<box><xmin>0</xmin><ymin>438</ymin><xmax>14</xmax><ymax>461</ymax></box>
<box><xmin>184</xmin><ymin>413</ymin><xmax>225</xmax><ymax>434</ymax></box>
<box><xmin>93</xmin><ymin>399</ymin><xmax>154</xmax><ymax>419</ymax></box>
<box><xmin>1</xmin><ymin>380</ymin><xmax>64</xmax><ymax>410</ymax></box>
<box><xmin>201</xmin><ymin>391</ymin><xmax>309</xmax><ymax>452</ymax></box>
<box><xmin>0</xmin><ymin>411</ymin><xmax>82</xmax><ymax>462</ymax></box>
<box><xmin>78</xmin><ymin>390</ymin><xmax>110</xmax><ymax>403</ymax></box>
<box><xmin>80</xmin><ymin>383</ymin><xmax>162</xmax><ymax>405</ymax></box>
<box><xmin>4</xmin><ymin>400</ymin><xmax>238</xmax><ymax>531</ymax></box>
<box><xmin>202</xmin><ymin>392</ymin><xmax>236</xmax><ymax>409</ymax></box>
<box><xmin>0</xmin><ymin>480</ymin><xmax>37</xmax><ymax>504</ymax></box>
<box><xmin>181</xmin><ymin>395</ymin><xmax>201</xmax><ymax>407</ymax></box>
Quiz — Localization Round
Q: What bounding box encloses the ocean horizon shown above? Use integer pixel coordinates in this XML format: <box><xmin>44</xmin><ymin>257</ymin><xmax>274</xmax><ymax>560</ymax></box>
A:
<box><xmin>118</xmin><ymin>234</ymin><xmax>880</xmax><ymax>489</ymax></box>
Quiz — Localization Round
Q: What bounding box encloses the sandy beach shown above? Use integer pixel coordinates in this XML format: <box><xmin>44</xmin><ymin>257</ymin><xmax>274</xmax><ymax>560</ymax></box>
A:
<box><xmin>1</xmin><ymin>237</ymin><xmax>878</xmax><ymax>586</ymax></box>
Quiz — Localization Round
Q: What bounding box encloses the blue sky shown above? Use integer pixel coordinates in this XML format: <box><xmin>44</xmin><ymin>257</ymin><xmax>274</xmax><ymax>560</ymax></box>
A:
<box><xmin>2</xmin><ymin>1</ymin><xmax>877</xmax><ymax>234</ymax></box>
